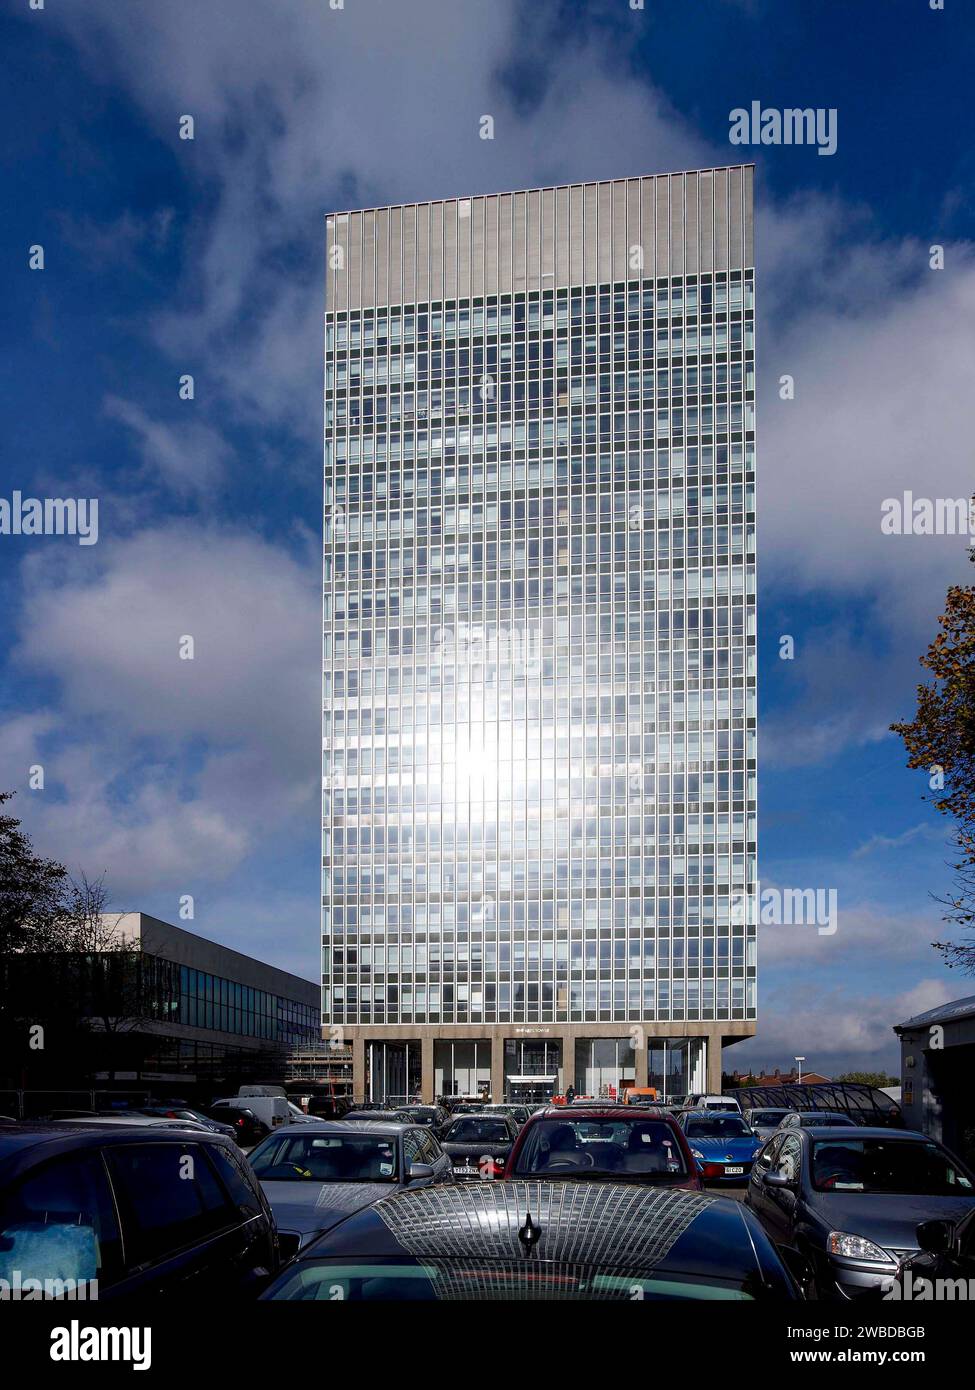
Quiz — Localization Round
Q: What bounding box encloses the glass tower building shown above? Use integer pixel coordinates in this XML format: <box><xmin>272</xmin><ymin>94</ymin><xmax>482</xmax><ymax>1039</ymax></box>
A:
<box><xmin>323</xmin><ymin>168</ymin><xmax>756</xmax><ymax>1104</ymax></box>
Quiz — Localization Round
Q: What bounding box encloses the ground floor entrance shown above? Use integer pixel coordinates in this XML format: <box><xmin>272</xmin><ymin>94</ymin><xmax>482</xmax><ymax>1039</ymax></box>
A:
<box><xmin>346</xmin><ymin>1022</ymin><xmax>749</xmax><ymax>1105</ymax></box>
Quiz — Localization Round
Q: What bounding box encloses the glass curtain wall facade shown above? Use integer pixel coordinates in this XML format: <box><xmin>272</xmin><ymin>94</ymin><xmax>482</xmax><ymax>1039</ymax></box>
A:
<box><xmin>323</xmin><ymin>170</ymin><xmax>757</xmax><ymax>1101</ymax></box>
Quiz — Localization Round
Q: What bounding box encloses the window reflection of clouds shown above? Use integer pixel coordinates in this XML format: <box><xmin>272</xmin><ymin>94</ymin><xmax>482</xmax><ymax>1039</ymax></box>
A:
<box><xmin>323</xmin><ymin>183</ymin><xmax>756</xmax><ymax>1035</ymax></box>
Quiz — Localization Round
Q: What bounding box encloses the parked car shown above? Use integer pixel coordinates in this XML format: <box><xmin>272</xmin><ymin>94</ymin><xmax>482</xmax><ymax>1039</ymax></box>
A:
<box><xmin>202</xmin><ymin>1103</ymin><xmax>270</xmax><ymax>1147</ymax></box>
<box><xmin>137</xmin><ymin>1106</ymin><xmax>237</xmax><ymax>1141</ymax></box>
<box><xmin>260</xmin><ymin>1179</ymin><xmax>802</xmax><ymax>1301</ymax></box>
<box><xmin>0</xmin><ymin>1123</ymin><xmax>279</xmax><ymax>1298</ymax></box>
<box><xmin>676</xmin><ymin>1110</ymin><xmax>763</xmax><ymax>1183</ymax></box>
<box><xmin>778</xmin><ymin>1111</ymin><xmax>858</xmax><ymax>1130</ymax></box>
<box><xmin>505</xmin><ymin>1105</ymin><xmax>700</xmax><ymax>1188</ymax></box>
<box><xmin>439</xmin><ymin>1113</ymin><xmax>519</xmax><ymax>1178</ymax></box>
<box><xmin>247</xmin><ymin>1119</ymin><xmax>454</xmax><ymax>1258</ymax></box>
<box><xmin>744</xmin><ymin>1107</ymin><xmax>795</xmax><ymax>1141</ymax></box>
<box><xmin>743</xmin><ymin>1126</ymin><xmax>975</xmax><ymax>1300</ymax></box>
<box><xmin>469</xmin><ymin>1103</ymin><xmax>530</xmax><ymax>1128</ymax></box>
<box><xmin>284</xmin><ymin>1102</ymin><xmax>320</xmax><ymax>1125</ymax></box>
<box><xmin>397</xmin><ymin>1105</ymin><xmax>449</xmax><ymax>1135</ymax></box>
<box><xmin>684</xmin><ymin>1094</ymin><xmax>741</xmax><ymax>1113</ymax></box>
<box><xmin>343</xmin><ymin>1109</ymin><xmax>415</xmax><ymax>1125</ymax></box>
<box><xmin>305</xmin><ymin>1096</ymin><xmax>352</xmax><ymax>1120</ymax></box>
<box><xmin>52</xmin><ymin>1114</ymin><xmax>213</xmax><ymax>1133</ymax></box>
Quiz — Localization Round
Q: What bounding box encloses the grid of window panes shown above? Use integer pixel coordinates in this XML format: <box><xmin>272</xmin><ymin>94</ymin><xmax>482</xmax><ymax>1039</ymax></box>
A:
<box><xmin>323</xmin><ymin>271</ymin><xmax>757</xmax><ymax>1028</ymax></box>
<box><xmin>177</xmin><ymin>965</ymin><xmax>318</xmax><ymax>1045</ymax></box>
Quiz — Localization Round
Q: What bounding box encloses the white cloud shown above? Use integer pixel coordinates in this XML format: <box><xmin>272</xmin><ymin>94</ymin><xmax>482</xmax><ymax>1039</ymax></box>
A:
<box><xmin>58</xmin><ymin>0</ymin><xmax>705</xmax><ymax>438</ymax></box>
<box><xmin>757</xmin><ymin>899</ymin><xmax>949</xmax><ymax>966</ymax></box>
<box><xmin>853</xmin><ymin>821</ymin><xmax>946</xmax><ymax>859</ymax></box>
<box><xmin>7</xmin><ymin>524</ymin><xmax>320</xmax><ymax>895</ymax></box>
<box><xmin>731</xmin><ymin>977</ymin><xmax>955</xmax><ymax>1075</ymax></box>
<box><xmin>103</xmin><ymin>395</ymin><xmax>231</xmax><ymax>497</ymax></box>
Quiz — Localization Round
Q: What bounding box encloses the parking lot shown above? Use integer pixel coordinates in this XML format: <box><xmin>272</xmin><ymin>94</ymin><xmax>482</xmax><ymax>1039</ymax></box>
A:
<box><xmin>3</xmin><ymin>1086</ymin><xmax>972</xmax><ymax>1306</ymax></box>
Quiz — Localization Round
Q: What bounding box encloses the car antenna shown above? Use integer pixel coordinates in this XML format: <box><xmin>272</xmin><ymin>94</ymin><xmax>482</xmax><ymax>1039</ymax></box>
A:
<box><xmin>518</xmin><ymin>1210</ymin><xmax>542</xmax><ymax>1251</ymax></box>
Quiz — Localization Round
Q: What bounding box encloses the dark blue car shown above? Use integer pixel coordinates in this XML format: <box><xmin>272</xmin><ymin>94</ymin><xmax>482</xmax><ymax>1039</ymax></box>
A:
<box><xmin>0</xmin><ymin>1124</ymin><xmax>279</xmax><ymax>1298</ymax></box>
<box><xmin>678</xmin><ymin>1109</ymin><xmax>763</xmax><ymax>1183</ymax></box>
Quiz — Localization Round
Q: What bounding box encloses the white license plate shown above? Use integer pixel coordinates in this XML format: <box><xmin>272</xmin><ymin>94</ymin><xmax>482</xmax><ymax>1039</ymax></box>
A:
<box><xmin>725</xmin><ymin>1165</ymin><xmax>744</xmax><ymax>1175</ymax></box>
<box><xmin>454</xmin><ymin>1165</ymin><xmax>479</xmax><ymax>1175</ymax></box>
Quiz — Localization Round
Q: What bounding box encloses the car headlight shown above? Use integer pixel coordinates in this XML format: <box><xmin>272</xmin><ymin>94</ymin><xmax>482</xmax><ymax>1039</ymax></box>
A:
<box><xmin>827</xmin><ymin>1231</ymin><xmax>890</xmax><ymax>1263</ymax></box>
<box><xmin>690</xmin><ymin>1148</ymin><xmax>705</xmax><ymax>1161</ymax></box>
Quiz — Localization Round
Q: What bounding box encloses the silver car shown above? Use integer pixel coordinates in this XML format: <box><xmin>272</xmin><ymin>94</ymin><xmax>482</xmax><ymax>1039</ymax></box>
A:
<box><xmin>744</xmin><ymin>1107</ymin><xmax>795</xmax><ymax>1141</ymax></box>
<box><xmin>247</xmin><ymin>1120</ymin><xmax>455</xmax><ymax>1258</ymax></box>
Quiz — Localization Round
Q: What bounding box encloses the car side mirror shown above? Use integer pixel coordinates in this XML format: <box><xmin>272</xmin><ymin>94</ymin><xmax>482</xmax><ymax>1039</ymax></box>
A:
<box><xmin>764</xmin><ymin>1171</ymin><xmax>794</xmax><ymax>1188</ymax></box>
<box><xmin>916</xmin><ymin>1219</ymin><xmax>953</xmax><ymax>1255</ymax></box>
<box><xmin>408</xmin><ymin>1162</ymin><xmax>435</xmax><ymax>1183</ymax></box>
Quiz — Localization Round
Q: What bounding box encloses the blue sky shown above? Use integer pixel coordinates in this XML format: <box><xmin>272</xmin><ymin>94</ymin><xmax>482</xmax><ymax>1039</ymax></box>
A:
<box><xmin>2</xmin><ymin>0</ymin><xmax>974</xmax><ymax>1076</ymax></box>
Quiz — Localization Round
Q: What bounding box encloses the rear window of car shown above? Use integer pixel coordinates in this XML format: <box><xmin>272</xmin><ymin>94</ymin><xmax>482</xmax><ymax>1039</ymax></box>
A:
<box><xmin>683</xmin><ymin>1116</ymin><xmax>750</xmax><ymax>1139</ymax></box>
<box><xmin>445</xmin><ymin>1119</ymin><xmax>512</xmax><ymax>1143</ymax></box>
<box><xmin>511</xmin><ymin>1118</ymin><xmax>687</xmax><ymax>1179</ymax></box>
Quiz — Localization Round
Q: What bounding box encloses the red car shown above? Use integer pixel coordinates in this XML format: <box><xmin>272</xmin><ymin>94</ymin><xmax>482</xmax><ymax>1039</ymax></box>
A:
<box><xmin>503</xmin><ymin>1104</ymin><xmax>702</xmax><ymax>1190</ymax></box>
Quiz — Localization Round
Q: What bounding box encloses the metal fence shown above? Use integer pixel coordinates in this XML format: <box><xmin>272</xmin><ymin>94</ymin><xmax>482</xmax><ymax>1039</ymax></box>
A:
<box><xmin>0</xmin><ymin>1088</ymin><xmax>156</xmax><ymax>1120</ymax></box>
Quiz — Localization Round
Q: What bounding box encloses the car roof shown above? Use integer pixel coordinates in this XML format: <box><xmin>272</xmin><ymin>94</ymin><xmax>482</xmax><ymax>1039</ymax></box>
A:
<box><xmin>343</xmin><ymin>1111</ymin><xmax>411</xmax><ymax>1122</ymax></box>
<box><xmin>526</xmin><ymin>1105</ymin><xmax>677</xmax><ymax>1121</ymax></box>
<box><xmin>50</xmin><ymin>1115</ymin><xmax>207</xmax><ymax>1128</ymax></box>
<box><xmin>0</xmin><ymin>1123</ymin><xmax>234</xmax><ymax>1179</ymax></box>
<box><xmin>264</xmin><ymin>1119</ymin><xmax>411</xmax><ymax>1136</ymax></box>
<box><xmin>797</xmin><ymin>1125</ymin><xmax>920</xmax><ymax>1140</ymax></box>
<box><xmin>680</xmin><ymin>1109</ymin><xmax>744</xmax><ymax>1119</ymax></box>
<box><xmin>444</xmin><ymin>1111</ymin><xmax>516</xmax><ymax>1123</ymax></box>
<box><xmin>289</xmin><ymin>1180</ymin><xmax>787</xmax><ymax>1286</ymax></box>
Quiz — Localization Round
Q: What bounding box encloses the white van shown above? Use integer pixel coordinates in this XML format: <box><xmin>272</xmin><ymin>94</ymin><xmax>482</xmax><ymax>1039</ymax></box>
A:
<box><xmin>684</xmin><ymin>1094</ymin><xmax>742</xmax><ymax>1112</ymax></box>
<box><xmin>211</xmin><ymin>1095</ymin><xmax>292</xmax><ymax>1130</ymax></box>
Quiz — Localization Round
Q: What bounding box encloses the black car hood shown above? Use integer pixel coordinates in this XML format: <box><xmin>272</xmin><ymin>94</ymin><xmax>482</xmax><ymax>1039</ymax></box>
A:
<box><xmin>807</xmin><ymin>1190</ymin><xmax>975</xmax><ymax>1250</ymax></box>
<box><xmin>261</xmin><ymin>1180</ymin><xmax>395</xmax><ymax>1242</ymax></box>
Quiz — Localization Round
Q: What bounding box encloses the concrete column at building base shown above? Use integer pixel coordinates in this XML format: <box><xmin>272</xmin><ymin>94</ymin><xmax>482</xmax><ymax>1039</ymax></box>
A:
<box><xmin>634</xmin><ymin>1032</ymin><xmax>649</xmax><ymax>1088</ymax></box>
<box><xmin>707</xmin><ymin>1034</ymin><xmax>723</xmax><ymax>1093</ymax></box>
<box><xmin>352</xmin><ymin>1034</ymin><xmax>366</xmax><ymax>1104</ymax></box>
<box><xmin>421</xmin><ymin>1034</ymin><xmax>434</xmax><ymax>1104</ymax></box>
<box><xmin>490</xmin><ymin>1035</ymin><xmax>505</xmax><ymax>1103</ymax></box>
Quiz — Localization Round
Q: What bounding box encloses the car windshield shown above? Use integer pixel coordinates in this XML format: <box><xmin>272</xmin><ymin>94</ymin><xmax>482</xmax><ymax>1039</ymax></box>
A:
<box><xmin>684</xmin><ymin>1117</ymin><xmax>750</xmax><ymax>1139</ymax></box>
<box><xmin>266</xmin><ymin>1260</ymin><xmax>760</xmax><ymax>1301</ymax></box>
<box><xmin>811</xmin><ymin>1139</ymin><xmax>975</xmax><ymax>1195</ymax></box>
<box><xmin>751</xmin><ymin>1112</ymin><xmax>787</xmax><ymax>1126</ymax></box>
<box><xmin>803</xmin><ymin>1113</ymin><xmax>853</xmax><ymax>1126</ymax></box>
<box><xmin>511</xmin><ymin>1119</ymin><xmax>688</xmax><ymax>1180</ymax></box>
<box><xmin>444</xmin><ymin>1119</ymin><xmax>511</xmax><ymax>1143</ymax></box>
<box><xmin>250</xmin><ymin>1134</ymin><xmax>399</xmax><ymax>1182</ymax></box>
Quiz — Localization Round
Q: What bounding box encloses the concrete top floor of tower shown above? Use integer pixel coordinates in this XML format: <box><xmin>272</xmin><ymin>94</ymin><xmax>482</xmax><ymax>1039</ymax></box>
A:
<box><xmin>325</xmin><ymin>166</ymin><xmax>755</xmax><ymax>313</ymax></box>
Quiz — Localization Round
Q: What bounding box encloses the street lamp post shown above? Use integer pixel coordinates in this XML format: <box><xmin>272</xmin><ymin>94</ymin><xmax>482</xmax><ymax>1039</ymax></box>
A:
<box><xmin>795</xmin><ymin>1056</ymin><xmax>805</xmax><ymax>1085</ymax></box>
